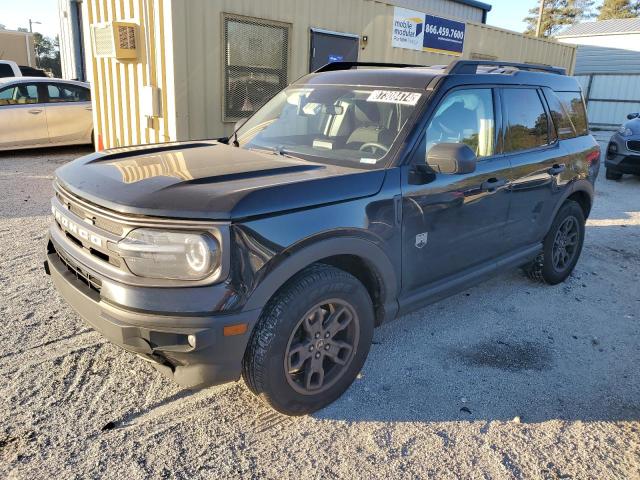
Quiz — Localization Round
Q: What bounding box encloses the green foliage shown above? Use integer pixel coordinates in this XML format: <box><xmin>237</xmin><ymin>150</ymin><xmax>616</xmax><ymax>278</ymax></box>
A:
<box><xmin>34</xmin><ymin>33</ymin><xmax>61</xmax><ymax>77</ymax></box>
<box><xmin>598</xmin><ymin>0</ymin><xmax>640</xmax><ymax>20</ymax></box>
<box><xmin>523</xmin><ymin>0</ymin><xmax>595</xmax><ymax>37</ymax></box>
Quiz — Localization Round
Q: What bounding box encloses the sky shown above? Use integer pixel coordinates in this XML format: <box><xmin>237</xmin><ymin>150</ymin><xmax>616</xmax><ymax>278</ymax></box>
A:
<box><xmin>487</xmin><ymin>0</ymin><xmax>604</xmax><ymax>34</ymax></box>
<box><xmin>0</xmin><ymin>0</ymin><xmax>605</xmax><ymax>39</ymax></box>
<box><xmin>0</xmin><ymin>0</ymin><xmax>59</xmax><ymax>37</ymax></box>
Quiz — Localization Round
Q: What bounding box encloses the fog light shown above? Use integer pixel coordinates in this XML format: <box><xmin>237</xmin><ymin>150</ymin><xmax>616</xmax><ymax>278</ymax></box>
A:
<box><xmin>187</xmin><ymin>334</ymin><xmax>197</xmax><ymax>348</ymax></box>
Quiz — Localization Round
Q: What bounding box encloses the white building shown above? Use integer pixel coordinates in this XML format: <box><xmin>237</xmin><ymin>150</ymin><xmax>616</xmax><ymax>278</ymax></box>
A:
<box><xmin>557</xmin><ymin>19</ymin><xmax>640</xmax><ymax>129</ymax></box>
<box><xmin>58</xmin><ymin>0</ymin><xmax>87</xmax><ymax>80</ymax></box>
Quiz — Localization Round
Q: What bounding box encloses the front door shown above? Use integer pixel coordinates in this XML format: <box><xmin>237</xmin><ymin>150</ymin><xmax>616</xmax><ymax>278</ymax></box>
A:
<box><xmin>309</xmin><ymin>29</ymin><xmax>359</xmax><ymax>72</ymax></box>
<box><xmin>0</xmin><ymin>82</ymin><xmax>49</xmax><ymax>149</ymax></box>
<box><xmin>400</xmin><ymin>87</ymin><xmax>512</xmax><ymax>297</ymax></box>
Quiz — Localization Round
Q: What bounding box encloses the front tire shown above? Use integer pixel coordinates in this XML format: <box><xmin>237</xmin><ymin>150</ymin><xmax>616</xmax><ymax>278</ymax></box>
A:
<box><xmin>524</xmin><ymin>200</ymin><xmax>585</xmax><ymax>285</ymax></box>
<box><xmin>242</xmin><ymin>264</ymin><xmax>374</xmax><ymax>415</ymax></box>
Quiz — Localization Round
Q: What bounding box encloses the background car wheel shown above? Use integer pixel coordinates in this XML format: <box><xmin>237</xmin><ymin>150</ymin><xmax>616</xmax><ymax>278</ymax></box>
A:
<box><xmin>524</xmin><ymin>200</ymin><xmax>585</xmax><ymax>285</ymax></box>
<box><xmin>242</xmin><ymin>264</ymin><xmax>374</xmax><ymax>415</ymax></box>
<box><xmin>606</xmin><ymin>168</ymin><xmax>622</xmax><ymax>180</ymax></box>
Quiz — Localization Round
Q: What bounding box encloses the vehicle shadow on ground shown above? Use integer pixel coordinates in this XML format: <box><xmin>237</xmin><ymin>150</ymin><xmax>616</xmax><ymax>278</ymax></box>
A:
<box><xmin>0</xmin><ymin>145</ymin><xmax>94</xmax><ymax>161</ymax></box>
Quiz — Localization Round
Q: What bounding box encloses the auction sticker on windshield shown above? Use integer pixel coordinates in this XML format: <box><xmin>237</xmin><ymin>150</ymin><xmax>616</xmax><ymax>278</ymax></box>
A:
<box><xmin>367</xmin><ymin>90</ymin><xmax>421</xmax><ymax>106</ymax></box>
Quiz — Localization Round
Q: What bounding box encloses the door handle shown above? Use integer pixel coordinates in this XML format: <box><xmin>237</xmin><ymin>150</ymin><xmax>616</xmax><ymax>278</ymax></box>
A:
<box><xmin>480</xmin><ymin>177</ymin><xmax>507</xmax><ymax>192</ymax></box>
<box><xmin>85</xmin><ymin>107</ymin><xmax>93</xmax><ymax>111</ymax></box>
<box><xmin>28</xmin><ymin>109</ymin><xmax>43</xmax><ymax>114</ymax></box>
<box><xmin>547</xmin><ymin>164</ymin><xmax>566</xmax><ymax>176</ymax></box>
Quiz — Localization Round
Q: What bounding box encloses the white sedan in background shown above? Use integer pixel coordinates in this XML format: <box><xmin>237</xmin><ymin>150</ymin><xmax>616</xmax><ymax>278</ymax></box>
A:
<box><xmin>0</xmin><ymin>77</ymin><xmax>93</xmax><ymax>151</ymax></box>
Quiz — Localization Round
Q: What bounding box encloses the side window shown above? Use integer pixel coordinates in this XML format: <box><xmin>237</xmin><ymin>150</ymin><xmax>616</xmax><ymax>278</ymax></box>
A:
<box><xmin>0</xmin><ymin>63</ymin><xmax>15</xmax><ymax>78</ymax></box>
<box><xmin>543</xmin><ymin>89</ymin><xmax>576</xmax><ymax>140</ymax></box>
<box><xmin>47</xmin><ymin>84</ymin><xmax>90</xmax><ymax>103</ymax></box>
<box><xmin>503</xmin><ymin>88</ymin><xmax>549</xmax><ymax>152</ymax></box>
<box><xmin>425</xmin><ymin>88</ymin><xmax>495</xmax><ymax>158</ymax></box>
<box><xmin>0</xmin><ymin>84</ymin><xmax>39</xmax><ymax>106</ymax></box>
<box><xmin>556</xmin><ymin>91</ymin><xmax>588</xmax><ymax>136</ymax></box>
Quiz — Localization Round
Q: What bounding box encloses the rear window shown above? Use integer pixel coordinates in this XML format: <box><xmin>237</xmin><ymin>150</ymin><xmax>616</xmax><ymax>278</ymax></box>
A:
<box><xmin>556</xmin><ymin>91</ymin><xmax>588</xmax><ymax>136</ymax></box>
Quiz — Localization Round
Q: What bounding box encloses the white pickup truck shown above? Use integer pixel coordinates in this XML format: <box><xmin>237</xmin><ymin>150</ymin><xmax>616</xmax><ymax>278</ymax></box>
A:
<box><xmin>0</xmin><ymin>60</ymin><xmax>47</xmax><ymax>78</ymax></box>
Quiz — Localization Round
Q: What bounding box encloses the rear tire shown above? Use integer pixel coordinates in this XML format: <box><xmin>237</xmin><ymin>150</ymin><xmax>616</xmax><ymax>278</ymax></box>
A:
<box><xmin>524</xmin><ymin>200</ymin><xmax>585</xmax><ymax>285</ymax></box>
<box><xmin>242</xmin><ymin>264</ymin><xmax>374</xmax><ymax>415</ymax></box>
<box><xmin>606</xmin><ymin>168</ymin><xmax>622</xmax><ymax>180</ymax></box>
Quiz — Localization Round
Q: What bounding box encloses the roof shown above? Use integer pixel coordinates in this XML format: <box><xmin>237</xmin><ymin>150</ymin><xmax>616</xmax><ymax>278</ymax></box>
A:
<box><xmin>0</xmin><ymin>77</ymin><xmax>89</xmax><ymax>87</ymax></box>
<box><xmin>556</xmin><ymin>18</ymin><xmax>640</xmax><ymax>37</ymax></box>
<box><xmin>298</xmin><ymin>62</ymin><xmax>579</xmax><ymax>92</ymax></box>
<box><xmin>0</xmin><ymin>28</ymin><xmax>33</xmax><ymax>36</ymax></box>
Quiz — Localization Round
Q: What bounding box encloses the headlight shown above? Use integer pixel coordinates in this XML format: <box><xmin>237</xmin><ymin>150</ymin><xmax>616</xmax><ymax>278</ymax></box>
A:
<box><xmin>117</xmin><ymin>229</ymin><xmax>220</xmax><ymax>280</ymax></box>
<box><xmin>618</xmin><ymin>126</ymin><xmax>633</xmax><ymax>137</ymax></box>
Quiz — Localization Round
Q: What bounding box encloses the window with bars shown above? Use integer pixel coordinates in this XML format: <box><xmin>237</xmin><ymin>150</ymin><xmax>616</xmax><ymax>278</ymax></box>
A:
<box><xmin>223</xmin><ymin>14</ymin><xmax>290</xmax><ymax>122</ymax></box>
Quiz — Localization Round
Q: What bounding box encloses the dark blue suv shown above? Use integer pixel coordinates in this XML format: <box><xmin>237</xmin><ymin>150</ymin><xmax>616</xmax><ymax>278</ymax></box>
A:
<box><xmin>45</xmin><ymin>60</ymin><xmax>600</xmax><ymax>415</ymax></box>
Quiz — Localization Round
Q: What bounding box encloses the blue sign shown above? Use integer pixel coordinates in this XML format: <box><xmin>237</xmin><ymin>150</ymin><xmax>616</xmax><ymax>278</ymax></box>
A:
<box><xmin>328</xmin><ymin>54</ymin><xmax>344</xmax><ymax>63</ymax></box>
<box><xmin>422</xmin><ymin>14</ymin><xmax>465</xmax><ymax>56</ymax></box>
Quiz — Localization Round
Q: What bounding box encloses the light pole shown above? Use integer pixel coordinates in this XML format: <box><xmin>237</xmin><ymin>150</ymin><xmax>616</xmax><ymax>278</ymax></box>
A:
<box><xmin>28</xmin><ymin>19</ymin><xmax>41</xmax><ymax>67</ymax></box>
<box><xmin>535</xmin><ymin>0</ymin><xmax>545</xmax><ymax>37</ymax></box>
<box><xmin>28</xmin><ymin>19</ymin><xmax>41</xmax><ymax>33</ymax></box>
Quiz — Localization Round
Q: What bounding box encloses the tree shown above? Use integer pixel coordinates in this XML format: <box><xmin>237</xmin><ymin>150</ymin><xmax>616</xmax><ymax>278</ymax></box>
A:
<box><xmin>524</xmin><ymin>0</ymin><xmax>595</xmax><ymax>37</ymax></box>
<box><xmin>33</xmin><ymin>33</ymin><xmax>61</xmax><ymax>77</ymax></box>
<box><xmin>598</xmin><ymin>0</ymin><xmax>640</xmax><ymax>19</ymax></box>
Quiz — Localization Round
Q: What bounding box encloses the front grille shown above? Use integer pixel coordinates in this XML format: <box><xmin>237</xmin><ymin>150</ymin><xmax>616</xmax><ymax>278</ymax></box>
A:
<box><xmin>51</xmin><ymin>242</ymin><xmax>102</xmax><ymax>293</ymax></box>
<box><xmin>58</xmin><ymin>191</ymin><xmax>124</xmax><ymax>236</ymax></box>
<box><xmin>627</xmin><ymin>140</ymin><xmax>640</xmax><ymax>153</ymax></box>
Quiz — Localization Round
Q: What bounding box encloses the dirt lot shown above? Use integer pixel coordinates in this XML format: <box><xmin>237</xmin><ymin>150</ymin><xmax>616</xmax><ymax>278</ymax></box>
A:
<box><xmin>1</xmin><ymin>146</ymin><xmax>639</xmax><ymax>479</ymax></box>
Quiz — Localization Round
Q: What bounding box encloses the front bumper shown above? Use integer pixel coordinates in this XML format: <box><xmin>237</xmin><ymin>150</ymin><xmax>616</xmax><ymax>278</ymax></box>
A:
<box><xmin>45</xmin><ymin>238</ymin><xmax>261</xmax><ymax>388</ymax></box>
<box><xmin>606</xmin><ymin>138</ymin><xmax>640</xmax><ymax>174</ymax></box>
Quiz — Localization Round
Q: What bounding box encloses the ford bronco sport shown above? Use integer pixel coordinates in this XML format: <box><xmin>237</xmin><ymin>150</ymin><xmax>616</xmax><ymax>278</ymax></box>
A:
<box><xmin>45</xmin><ymin>60</ymin><xmax>600</xmax><ymax>415</ymax></box>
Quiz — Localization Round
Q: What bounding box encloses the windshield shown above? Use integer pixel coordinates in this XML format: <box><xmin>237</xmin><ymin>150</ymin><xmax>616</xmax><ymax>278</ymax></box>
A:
<box><xmin>235</xmin><ymin>85</ymin><xmax>423</xmax><ymax>168</ymax></box>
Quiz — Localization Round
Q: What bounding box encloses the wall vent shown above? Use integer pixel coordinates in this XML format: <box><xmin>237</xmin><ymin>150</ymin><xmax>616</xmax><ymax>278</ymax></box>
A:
<box><xmin>91</xmin><ymin>22</ymin><xmax>138</xmax><ymax>59</ymax></box>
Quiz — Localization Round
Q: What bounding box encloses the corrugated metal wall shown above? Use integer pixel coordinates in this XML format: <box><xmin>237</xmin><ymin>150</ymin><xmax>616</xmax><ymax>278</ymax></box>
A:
<box><xmin>86</xmin><ymin>0</ymin><xmax>577</xmax><ymax>148</ymax></box>
<box><xmin>0</xmin><ymin>30</ymin><xmax>35</xmax><ymax>66</ymax></box>
<box><xmin>170</xmin><ymin>0</ymin><xmax>577</xmax><ymax>141</ymax></box>
<box><xmin>82</xmin><ymin>0</ymin><xmax>175</xmax><ymax>148</ymax></box>
<box><xmin>391</xmin><ymin>0</ymin><xmax>484</xmax><ymax>22</ymax></box>
<box><xmin>575</xmin><ymin>74</ymin><xmax>640</xmax><ymax>128</ymax></box>
<box><xmin>573</xmin><ymin>44</ymin><xmax>640</xmax><ymax>75</ymax></box>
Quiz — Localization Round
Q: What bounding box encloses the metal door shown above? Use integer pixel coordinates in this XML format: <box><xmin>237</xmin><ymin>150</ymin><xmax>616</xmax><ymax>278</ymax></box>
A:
<box><xmin>309</xmin><ymin>29</ymin><xmax>358</xmax><ymax>72</ymax></box>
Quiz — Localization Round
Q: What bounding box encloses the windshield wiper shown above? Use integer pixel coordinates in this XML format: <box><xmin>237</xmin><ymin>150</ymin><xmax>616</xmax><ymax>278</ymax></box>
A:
<box><xmin>250</xmin><ymin>145</ymin><xmax>298</xmax><ymax>159</ymax></box>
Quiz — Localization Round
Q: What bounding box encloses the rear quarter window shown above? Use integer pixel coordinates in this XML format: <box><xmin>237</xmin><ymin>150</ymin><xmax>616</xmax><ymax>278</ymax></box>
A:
<box><xmin>556</xmin><ymin>91</ymin><xmax>588</xmax><ymax>136</ymax></box>
<box><xmin>543</xmin><ymin>89</ymin><xmax>576</xmax><ymax>140</ymax></box>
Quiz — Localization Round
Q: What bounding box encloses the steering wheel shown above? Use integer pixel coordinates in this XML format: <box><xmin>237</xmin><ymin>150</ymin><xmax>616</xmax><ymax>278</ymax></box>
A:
<box><xmin>359</xmin><ymin>142</ymin><xmax>389</xmax><ymax>155</ymax></box>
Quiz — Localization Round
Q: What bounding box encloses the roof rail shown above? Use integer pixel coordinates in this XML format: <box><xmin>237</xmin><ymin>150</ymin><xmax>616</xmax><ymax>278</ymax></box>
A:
<box><xmin>444</xmin><ymin>60</ymin><xmax>566</xmax><ymax>76</ymax></box>
<box><xmin>314</xmin><ymin>61</ymin><xmax>423</xmax><ymax>73</ymax></box>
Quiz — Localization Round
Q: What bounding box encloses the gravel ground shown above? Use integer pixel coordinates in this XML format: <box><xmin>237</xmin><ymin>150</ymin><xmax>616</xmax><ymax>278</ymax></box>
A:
<box><xmin>1</xmin><ymin>146</ymin><xmax>639</xmax><ymax>479</ymax></box>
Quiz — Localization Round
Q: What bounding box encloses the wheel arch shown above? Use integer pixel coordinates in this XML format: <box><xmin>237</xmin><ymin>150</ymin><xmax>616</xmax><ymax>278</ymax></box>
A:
<box><xmin>544</xmin><ymin>180</ymin><xmax>594</xmax><ymax>235</ymax></box>
<box><xmin>243</xmin><ymin>237</ymin><xmax>399</xmax><ymax>326</ymax></box>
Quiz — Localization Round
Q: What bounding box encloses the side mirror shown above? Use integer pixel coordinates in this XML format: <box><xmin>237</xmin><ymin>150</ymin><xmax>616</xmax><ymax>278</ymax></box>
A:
<box><xmin>234</xmin><ymin>118</ymin><xmax>247</xmax><ymax>131</ymax></box>
<box><xmin>627</xmin><ymin>113</ymin><xmax>639</xmax><ymax>120</ymax></box>
<box><xmin>426</xmin><ymin>142</ymin><xmax>477</xmax><ymax>175</ymax></box>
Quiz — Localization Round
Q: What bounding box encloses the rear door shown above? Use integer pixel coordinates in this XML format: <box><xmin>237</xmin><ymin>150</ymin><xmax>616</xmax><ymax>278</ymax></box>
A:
<box><xmin>309</xmin><ymin>29</ymin><xmax>359</xmax><ymax>72</ymax></box>
<box><xmin>500</xmin><ymin>87</ymin><xmax>570</xmax><ymax>249</ymax></box>
<box><xmin>43</xmin><ymin>82</ymin><xmax>92</xmax><ymax>144</ymax></box>
<box><xmin>0</xmin><ymin>82</ymin><xmax>49</xmax><ymax>149</ymax></box>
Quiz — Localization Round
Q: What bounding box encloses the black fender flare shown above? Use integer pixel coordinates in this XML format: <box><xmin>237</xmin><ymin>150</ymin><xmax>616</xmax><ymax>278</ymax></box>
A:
<box><xmin>544</xmin><ymin>179</ymin><xmax>594</xmax><ymax>234</ymax></box>
<box><xmin>242</xmin><ymin>236</ymin><xmax>399</xmax><ymax>322</ymax></box>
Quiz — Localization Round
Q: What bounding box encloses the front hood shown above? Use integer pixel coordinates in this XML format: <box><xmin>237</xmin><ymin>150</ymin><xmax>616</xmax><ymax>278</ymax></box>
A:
<box><xmin>55</xmin><ymin>142</ymin><xmax>386</xmax><ymax>220</ymax></box>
